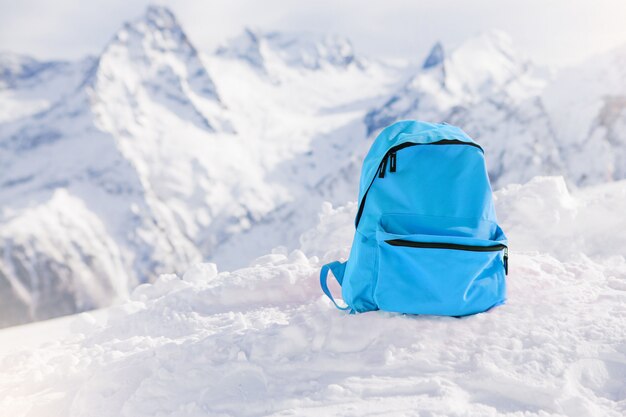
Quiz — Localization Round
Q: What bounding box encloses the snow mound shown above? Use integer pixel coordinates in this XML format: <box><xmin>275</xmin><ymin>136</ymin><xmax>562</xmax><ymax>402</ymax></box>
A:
<box><xmin>0</xmin><ymin>176</ymin><xmax>624</xmax><ymax>416</ymax></box>
<box><xmin>497</xmin><ymin>176</ymin><xmax>626</xmax><ymax>258</ymax></box>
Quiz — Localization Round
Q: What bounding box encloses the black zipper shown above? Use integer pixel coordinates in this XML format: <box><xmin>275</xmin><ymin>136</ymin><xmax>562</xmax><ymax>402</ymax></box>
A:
<box><xmin>386</xmin><ymin>239</ymin><xmax>508</xmax><ymax>274</ymax></box>
<box><xmin>355</xmin><ymin>139</ymin><xmax>484</xmax><ymax>228</ymax></box>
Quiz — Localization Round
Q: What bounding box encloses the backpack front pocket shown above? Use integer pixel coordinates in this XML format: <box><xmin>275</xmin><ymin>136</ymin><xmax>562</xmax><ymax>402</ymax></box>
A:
<box><xmin>374</xmin><ymin>230</ymin><xmax>507</xmax><ymax>316</ymax></box>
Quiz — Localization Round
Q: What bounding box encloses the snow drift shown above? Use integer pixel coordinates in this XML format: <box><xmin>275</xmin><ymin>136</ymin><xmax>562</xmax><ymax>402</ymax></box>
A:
<box><xmin>0</xmin><ymin>176</ymin><xmax>624</xmax><ymax>416</ymax></box>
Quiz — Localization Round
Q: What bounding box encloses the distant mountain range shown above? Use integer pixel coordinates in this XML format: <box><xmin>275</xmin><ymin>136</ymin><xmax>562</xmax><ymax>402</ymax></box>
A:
<box><xmin>1</xmin><ymin>5</ymin><xmax>625</xmax><ymax>327</ymax></box>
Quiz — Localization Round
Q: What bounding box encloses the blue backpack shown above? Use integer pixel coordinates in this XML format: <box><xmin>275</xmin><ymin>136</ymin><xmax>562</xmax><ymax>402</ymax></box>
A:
<box><xmin>320</xmin><ymin>120</ymin><xmax>508</xmax><ymax>316</ymax></box>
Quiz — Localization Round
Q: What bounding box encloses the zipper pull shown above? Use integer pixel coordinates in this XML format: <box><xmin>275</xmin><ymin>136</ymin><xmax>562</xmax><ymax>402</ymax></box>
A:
<box><xmin>504</xmin><ymin>247</ymin><xmax>508</xmax><ymax>275</ymax></box>
<box><xmin>389</xmin><ymin>152</ymin><xmax>396</xmax><ymax>172</ymax></box>
<box><xmin>378</xmin><ymin>155</ymin><xmax>388</xmax><ymax>178</ymax></box>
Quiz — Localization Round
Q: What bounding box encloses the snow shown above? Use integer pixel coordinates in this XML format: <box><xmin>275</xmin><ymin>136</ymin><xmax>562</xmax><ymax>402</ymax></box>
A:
<box><xmin>0</xmin><ymin>21</ymin><xmax>625</xmax><ymax>417</ymax></box>
<box><xmin>541</xmin><ymin>43</ymin><xmax>626</xmax><ymax>185</ymax></box>
<box><xmin>0</xmin><ymin>5</ymin><xmax>403</xmax><ymax>326</ymax></box>
<box><xmin>496</xmin><ymin>176</ymin><xmax>626</xmax><ymax>259</ymax></box>
<box><xmin>0</xmin><ymin>53</ymin><xmax>94</xmax><ymax>123</ymax></box>
<box><xmin>0</xmin><ymin>176</ymin><xmax>624</xmax><ymax>416</ymax></box>
<box><xmin>365</xmin><ymin>30</ymin><xmax>562</xmax><ymax>189</ymax></box>
<box><xmin>3</xmin><ymin>4</ymin><xmax>626</xmax><ymax>328</ymax></box>
<box><xmin>216</xmin><ymin>28</ymin><xmax>361</xmax><ymax>72</ymax></box>
<box><xmin>1</xmin><ymin>4</ymin><xmax>625</xmax><ymax>415</ymax></box>
<box><xmin>0</xmin><ymin>189</ymin><xmax>130</xmax><ymax>327</ymax></box>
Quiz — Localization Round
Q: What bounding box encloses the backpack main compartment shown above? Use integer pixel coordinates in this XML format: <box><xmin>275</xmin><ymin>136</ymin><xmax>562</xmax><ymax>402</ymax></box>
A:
<box><xmin>321</xmin><ymin>120</ymin><xmax>508</xmax><ymax>317</ymax></box>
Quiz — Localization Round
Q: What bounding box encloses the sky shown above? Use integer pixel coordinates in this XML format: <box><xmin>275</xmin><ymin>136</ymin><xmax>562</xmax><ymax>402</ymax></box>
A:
<box><xmin>1</xmin><ymin>0</ymin><xmax>626</xmax><ymax>68</ymax></box>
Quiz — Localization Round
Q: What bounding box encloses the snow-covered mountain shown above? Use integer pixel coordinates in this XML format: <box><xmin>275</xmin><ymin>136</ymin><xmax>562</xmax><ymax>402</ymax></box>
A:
<box><xmin>0</xmin><ymin>52</ymin><xmax>95</xmax><ymax>122</ymax></box>
<box><xmin>1</xmin><ymin>6</ymin><xmax>626</xmax><ymax>327</ymax></box>
<box><xmin>216</xmin><ymin>27</ymin><xmax>363</xmax><ymax>73</ymax></box>
<box><xmin>542</xmin><ymin>43</ymin><xmax>626</xmax><ymax>185</ymax></box>
<box><xmin>0</xmin><ymin>6</ymin><xmax>402</xmax><ymax>327</ymax></box>
<box><xmin>365</xmin><ymin>31</ymin><xmax>626</xmax><ymax>187</ymax></box>
<box><xmin>365</xmin><ymin>31</ymin><xmax>562</xmax><ymax>187</ymax></box>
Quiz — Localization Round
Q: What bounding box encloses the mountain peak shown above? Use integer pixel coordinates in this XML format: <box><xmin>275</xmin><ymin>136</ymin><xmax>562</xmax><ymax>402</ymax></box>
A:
<box><xmin>422</xmin><ymin>42</ymin><xmax>444</xmax><ymax>69</ymax></box>
<box><xmin>265</xmin><ymin>31</ymin><xmax>357</xmax><ymax>69</ymax></box>
<box><xmin>365</xmin><ymin>30</ymin><xmax>537</xmax><ymax>136</ymax></box>
<box><xmin>217</xmin><ymin>29</ymin><xmax>360</xmax><ymax>71</ymax></box>
<box><xmin>0</xmin><ymin>53</ymin><xmax>55</xmax><ymax>87</ymax></box>
<box><xmin>450</xmin><ymin>30</ymin><xmax>518</xmax><ymax>66</ymax></box>
<box><xmin>109</xmin><ymin>5</ymin><xmax>191</xmax><ymax>54</ymax></box>
<box><xmin>215</xmin><ymin>27</ymin><xmax>265</xmax><ymax>69</ymax></box>
<box><xmin>143</xmin><ymin>5</ymin><xmax>178</xmax><ymax>29</ymax></box>
<box><xmin>438</xmin><ymin>29</ymin><xmax>530</xmax><ymax>97</ymax></box>
<box><xmin>88</xmin><ymin>6</ymin><xmax>224</xmax><ymax>132</ymax></box>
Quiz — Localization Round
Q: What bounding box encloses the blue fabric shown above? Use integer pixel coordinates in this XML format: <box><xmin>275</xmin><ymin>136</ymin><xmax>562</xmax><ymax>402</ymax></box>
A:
<box><xmin>321</xmin><ymin>120</ymin><xmax>508</xmax><ymax>317</ymax></box>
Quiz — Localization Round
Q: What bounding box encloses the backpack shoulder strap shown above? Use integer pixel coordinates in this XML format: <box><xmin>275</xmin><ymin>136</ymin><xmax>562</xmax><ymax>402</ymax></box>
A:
<box><xmin>319</xmin><ymin>261</ymin><xmax>350</xmax><ymax>311</ymax></box>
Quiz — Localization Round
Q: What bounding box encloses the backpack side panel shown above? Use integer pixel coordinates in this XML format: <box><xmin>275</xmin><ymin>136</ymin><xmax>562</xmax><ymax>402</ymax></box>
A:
<box><xmin>342</xmin><ymin>230</ymin><xmax>378</xmax><ymax>312</ymax></box>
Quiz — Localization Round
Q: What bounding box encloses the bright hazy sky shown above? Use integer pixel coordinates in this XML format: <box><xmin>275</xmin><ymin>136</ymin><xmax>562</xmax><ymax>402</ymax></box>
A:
<box><xmin>1</xmin><ymin>0</ymin><xmax>626</xmax><ymax>68</ymax></box>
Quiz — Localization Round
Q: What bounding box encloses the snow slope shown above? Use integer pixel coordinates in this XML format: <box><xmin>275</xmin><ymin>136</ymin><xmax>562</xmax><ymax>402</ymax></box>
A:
<box><xmin>0</xmin><ymin>53</ymin><xmax>94</xmax><ymax>123</ymax></box>
<box><xmin>1</xmin><ymin>176</ymin><xmax>624</xmax><ymax>416</ymax></box>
